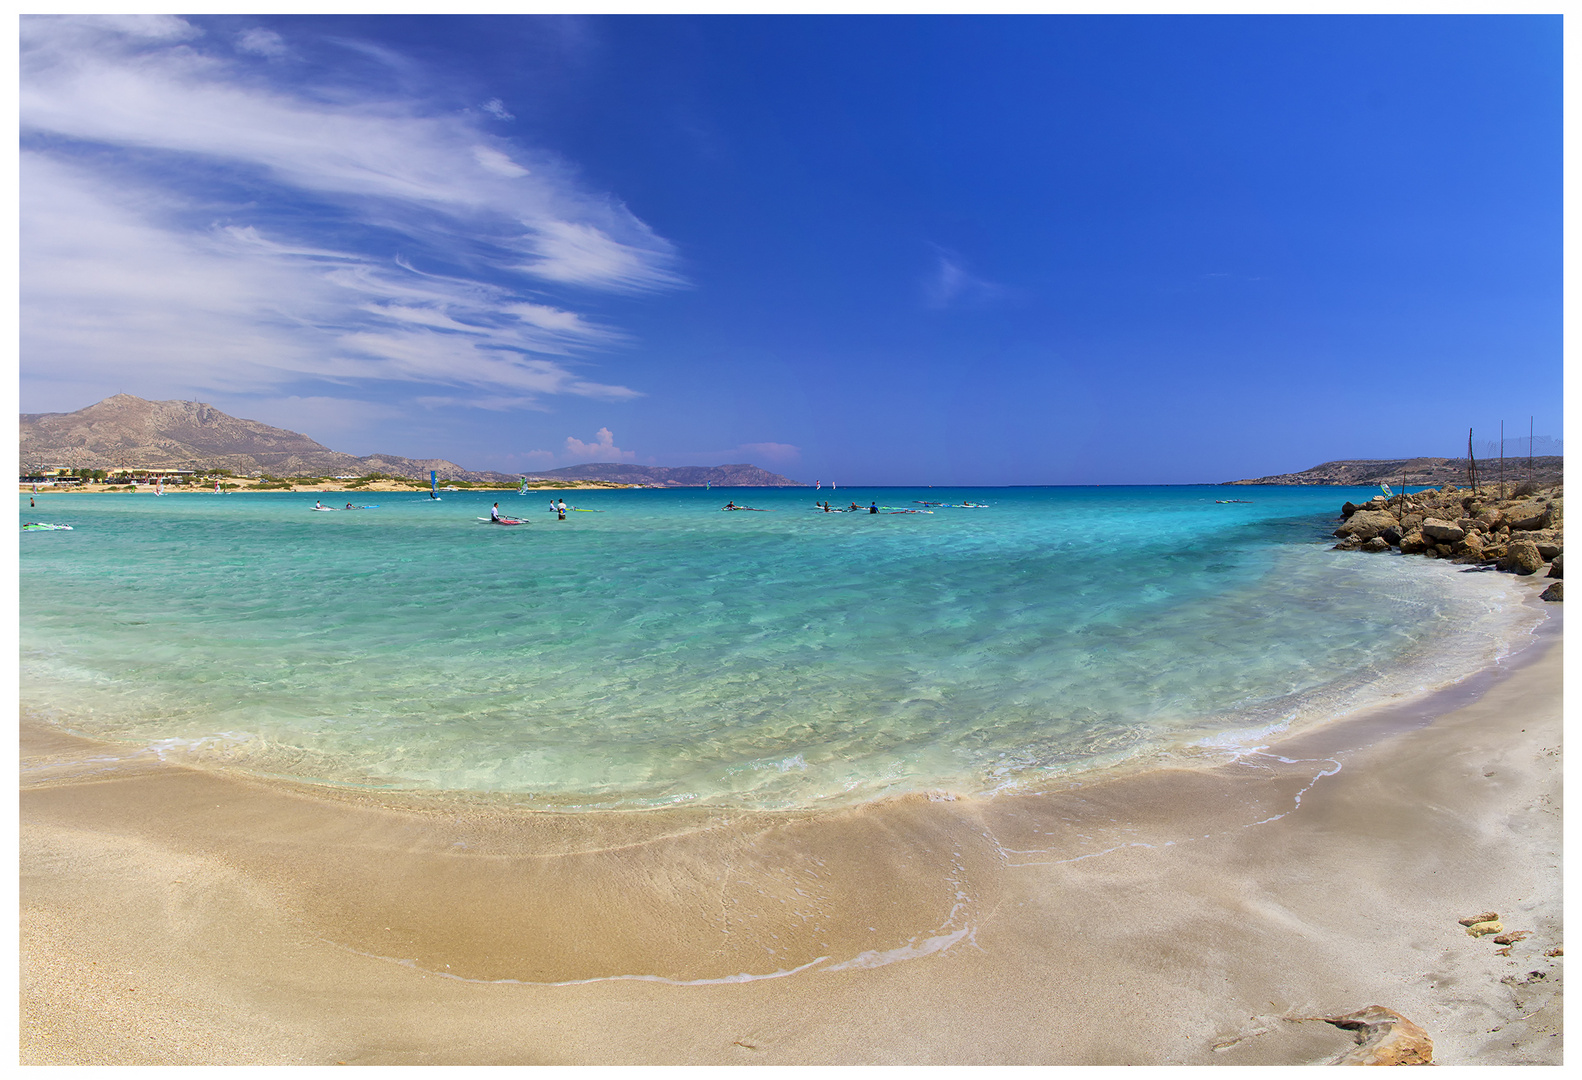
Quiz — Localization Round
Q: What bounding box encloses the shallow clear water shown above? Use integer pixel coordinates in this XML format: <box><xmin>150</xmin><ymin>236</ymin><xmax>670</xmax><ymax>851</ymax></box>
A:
<box><xmin>19</xmin><ymin>486</ymin><xmax>1538</xmax><ymax>809</ymax></box>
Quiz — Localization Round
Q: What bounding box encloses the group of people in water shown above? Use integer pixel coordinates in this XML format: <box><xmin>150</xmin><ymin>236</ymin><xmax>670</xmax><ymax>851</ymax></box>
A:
<box><xmin>815</xmin><ymin>500</ymin><xmax>880</xmax><ymax>514</ymax></box>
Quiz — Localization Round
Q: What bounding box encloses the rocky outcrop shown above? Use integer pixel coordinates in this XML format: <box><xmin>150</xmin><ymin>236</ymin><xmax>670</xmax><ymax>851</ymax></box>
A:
<box><xmin>1506</xmin><ymin>502</ymin><xmax>1554</xmax><ymax>532</ymax></box>
<box><xmin>1499</xmin><ymin>539</ymin><xmax>1544</xmax><ymax>576</ymax></box>
<box><xmin>1320</xmin><ymin>1006</ymin><xmax>1434</xmax><ymax>1066</ymax></box>
<box><xmin>1332</xmin><ymin>483</ymin><xmax>1562</xmax><ymax>580</ymax></box>
<box><xmin>1540</xmin><ymin>581</ymin><xmax>1562</xmax><ymax>602</ymax></box>
<box><xmin>1421</xmin><ymin>518</ymin><xmax>1465</xmax><ymax>544</ymax></box>
<box><xmin>1333</xmin><ymin>510</ymin><xmax>1398</xmax><ymax>542</ymax></box>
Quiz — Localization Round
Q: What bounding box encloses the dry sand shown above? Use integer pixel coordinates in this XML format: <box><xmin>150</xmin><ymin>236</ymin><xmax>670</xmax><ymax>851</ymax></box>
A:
<box><xmin>20</xmin><ymin>602</ymin><xmax>1562</xmax><ymax>1065</ymax></box>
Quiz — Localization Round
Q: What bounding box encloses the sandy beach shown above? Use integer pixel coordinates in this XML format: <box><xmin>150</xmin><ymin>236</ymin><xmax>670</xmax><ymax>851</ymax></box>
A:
<box><xmin>20</xmin><ymin>590</ymin><xmax>1561</xmax><ymax>1065</ymax></box>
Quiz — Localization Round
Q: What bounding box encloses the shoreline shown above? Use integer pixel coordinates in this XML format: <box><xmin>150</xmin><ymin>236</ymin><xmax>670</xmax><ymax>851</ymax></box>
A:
<box><xmin>20</xmin><ymin>584</ymin><xmax>1562</xmax><ymax>1064</ymax></box>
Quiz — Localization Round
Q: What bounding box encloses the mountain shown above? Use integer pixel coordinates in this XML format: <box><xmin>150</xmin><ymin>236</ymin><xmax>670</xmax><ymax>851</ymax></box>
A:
<box><xmin>522</xmin><ymin>462</ymin><xmax>803</xmax><ymax>487</ymax></box>
<box><xmin>19</xmin><ymin>395</ymin><xmax>802</xmax><ymax>486</ymax></box>
<box><xmin>1224</xmin><ymin>456</ymin><xmax>1564</xmax><ymax>487</ymax></box>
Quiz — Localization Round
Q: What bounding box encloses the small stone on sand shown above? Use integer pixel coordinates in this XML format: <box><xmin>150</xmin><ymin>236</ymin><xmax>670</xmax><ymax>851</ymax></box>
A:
<box><xmin>1465</xmin><ymin>920</ymin><xmax>1504</xmax><ymax>937</ymax></box>
<box><xmin>1458</xmin><ymin>911</ymin><xmax>1499</xmax><ymax>926</ymax></box>
<box><xmin>1320</xmin><ymin>1006</ymin><xmax>1434</xmax><ymax>1066</ymax></box>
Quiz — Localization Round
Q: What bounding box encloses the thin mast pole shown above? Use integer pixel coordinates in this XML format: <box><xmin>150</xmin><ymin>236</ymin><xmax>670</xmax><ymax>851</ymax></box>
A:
<box><xmin>1467</xmin><ymin>428</ymin><xmax>1479</xmax><ymax>496</ymax></box>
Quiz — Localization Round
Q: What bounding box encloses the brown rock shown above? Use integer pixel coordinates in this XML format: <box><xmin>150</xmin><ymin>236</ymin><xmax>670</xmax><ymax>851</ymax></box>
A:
<box><xmin>1540</xmin><ymin>581</ymin><xmax>1562</xmax><ymax>602</ymax></box>
<box><xmin>1333</xmin><ymin>536</ymin><xmax>1362</xmax><ymax>551</ymax></box>
<box><xmin>1493</xmin><ymin>930</ymin><xmax>1530</xmax><ymax>945</ymax></box>
<box><xmin>1506</xmin><ymin>501</ymin><xmax>1552</xmax><ymax>531</ymax></box>
<box><xmin>1421</xmin><ymin>518</ymin><xmax>1465</xmax><ymax>544</ymax></box>
<box><xmin>1548</xmin><ymin>553</ymin><xmax>1563</xmax><ymax>579</ymax></box>
<box><xmin>1400</xmin><ymin>512</ymin><xmax>1424</xmax><ymax>532</ymax></box>
<box><xmin>1334</xmin><ymin>509</ymin><xmax>1400</xmax><ymax>542</ymax></box>
<box><xmin>1320</xmin><ymin>1006</ymin><xmax>1434</xmax><ymax>1066</ymax></box>
<box><xmin>1398</xmin><ymin>528</ymin><xmax>1427</xmax><ymax>555</ymax></box>
<box><xmin>1477</xmin><ymin>508</ymin><xmax>1505</xmax><ymax>530</ymax></box>
<box><xmin>1545</xmin><ymin>947</ymin><xmax>1562</xmax><ymax>957</ymax></box>
<box><xmin>1458</xmin><ymin>911</ymin><xmax>1500</xmax><ymax>926</ymax></box>
<box><xmin>1454</xmin><ymin>533</ymin><xmax>1485</xmax><ymax>560</ymax></box>
<box><xmin>1466</xmin><ymin>919</ymin><xmax>1504</xmax><ymax>937</ymax></box>
<box><xmin>1499</xmin><ymin>539</ymin><xmax>1544</xmax><ymax>575</ymax></box>
<box><xmin>1361</xmin><ymin>537</ymin><xmax>1391</xmax><ymax>553</ymax></box>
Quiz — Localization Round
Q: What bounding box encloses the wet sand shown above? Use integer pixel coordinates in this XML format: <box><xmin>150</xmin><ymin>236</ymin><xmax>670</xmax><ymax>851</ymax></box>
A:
<box><xmin>20</xmin><ymin>604</ymin><xmax>1561</xmax><ymax>1064</ymax></box>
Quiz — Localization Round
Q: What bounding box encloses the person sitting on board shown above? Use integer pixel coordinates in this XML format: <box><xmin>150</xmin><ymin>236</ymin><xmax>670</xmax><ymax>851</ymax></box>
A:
<box><xmin>848</xmin><ymin>502</ymin><xmax>860</xmax><ymax>511</ymax></box>
<box><xmin>724</xmin><ymin>500</ymin><xmax>737</xmax><ymax>510</ymax></box>
<box><xmin>315</xmin><ymin>500</ymin><xmax>324</xmax><ymax>509</ymax></box>
<box><xmin>345</xmin><ymin>503</ymin><xmax>354</xmax><ymax>510</ymax></box>
<box><xmin>490</xmin><ymin>502</ymin><xmax>502</xmax><ymax>522</ymax></box>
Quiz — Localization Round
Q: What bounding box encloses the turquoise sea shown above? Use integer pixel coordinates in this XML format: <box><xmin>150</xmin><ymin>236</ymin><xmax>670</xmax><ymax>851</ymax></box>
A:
<box><xmin>19</xmin><ymin>486</ymin><xmax>1538</xmax><ymax>810</ymax></box>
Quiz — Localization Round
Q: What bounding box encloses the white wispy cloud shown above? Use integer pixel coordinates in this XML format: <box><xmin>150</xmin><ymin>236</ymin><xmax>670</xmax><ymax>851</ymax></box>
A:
<box><xmin>924</xmin><ymin>246</ymin><xmax>1003</xmax><ymax>309</ymax></box>
<box><xmin>235</xmin><ymin>27</ymin><xmax>287</xmax><ymax>59</ymax></box>
<box><xmin>482</xmin><ymin>98</ymin><xmax>515</xmax><ymax>121</ymax></box>
<box><xmin>19</xmin><ymin>15</ymin><xmax>683</xmax><ymax>410</ymax></box>
<box><xmin>562</xmin><ymin>426</ymin><xmax>637</xmax><ymax>462</ymax></box>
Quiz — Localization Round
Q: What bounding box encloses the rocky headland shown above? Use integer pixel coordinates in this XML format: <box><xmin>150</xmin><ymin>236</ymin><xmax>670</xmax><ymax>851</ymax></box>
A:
<box><xmin>1228</xmin><ymin>457</ymin><xmax>1563</xmax><ymax>488</ymax></box>
<box><xmin>1332</xmin><ymin>483</ymin><xmax>1564</xmax><ymax>600</ymax></box>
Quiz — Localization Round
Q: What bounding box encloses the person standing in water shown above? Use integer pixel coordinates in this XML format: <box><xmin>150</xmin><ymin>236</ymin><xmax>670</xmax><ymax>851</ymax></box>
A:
<box><xmin>869</xmin><ymin>501</ymin><xmax>878</xmax><ymax>514</ymax></box>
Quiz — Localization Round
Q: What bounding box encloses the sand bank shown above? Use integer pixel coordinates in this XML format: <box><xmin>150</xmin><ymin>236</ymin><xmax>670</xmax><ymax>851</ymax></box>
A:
<box><xmin>20</xmin><ymin>603</ymin><xmax>1561</xmax><ymax>1064</ymax></box>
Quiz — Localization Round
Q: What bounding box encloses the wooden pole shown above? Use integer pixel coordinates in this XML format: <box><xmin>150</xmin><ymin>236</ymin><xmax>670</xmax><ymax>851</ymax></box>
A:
<box><xmin>1467</xmin><ymin>428</ymin><xmax>1479</xmax><ymax>495</ymax></box>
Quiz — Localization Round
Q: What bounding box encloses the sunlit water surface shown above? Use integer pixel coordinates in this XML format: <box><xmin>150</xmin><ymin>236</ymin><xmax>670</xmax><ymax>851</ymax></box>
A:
<box><xmin>19</xmin><ymin>486</ymin><xmax>1538</xmax><ymax>809</ymax></box>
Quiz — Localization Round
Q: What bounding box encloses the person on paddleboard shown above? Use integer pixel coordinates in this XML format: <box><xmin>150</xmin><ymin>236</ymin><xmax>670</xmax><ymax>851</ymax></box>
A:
<box><xmin>490</xmin><ymin>502</ymin><xmax>502</xmax><ymax>522</ymax></box>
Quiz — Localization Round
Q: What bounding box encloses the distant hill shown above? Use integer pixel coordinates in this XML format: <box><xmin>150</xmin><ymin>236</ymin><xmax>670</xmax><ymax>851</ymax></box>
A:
<box><xmin>19</xmin><ymin>394</ymin><xmax>802</xmax><ymax>486</ymax></box>
<box><xmin>1224</xmin><ymin>456</ymin><xmax>1564</xmax><ymax>487</ymax></box>
<box><xmin>524</xmin><ymin>462</ymin><xmax>802</xmax><ymax>487</ymax></box>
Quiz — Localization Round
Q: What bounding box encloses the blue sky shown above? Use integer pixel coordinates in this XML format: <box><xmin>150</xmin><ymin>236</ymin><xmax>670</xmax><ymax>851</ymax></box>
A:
<box><xmin>19</xmin><ymin>14</ymin><xmax>1561</xmax><ymax>484</ymax></box>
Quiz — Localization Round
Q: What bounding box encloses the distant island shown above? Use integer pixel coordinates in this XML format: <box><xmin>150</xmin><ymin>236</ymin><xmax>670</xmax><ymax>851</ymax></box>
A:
<box><xmin>19</xmin><ymin>395</ymin><xmax>802</xmax><ymax>488</ymax></box>
<box><xmin>1225</xmin><ymin>456</ymin><xmax>1563</xmax><ymax>488</ymax></box>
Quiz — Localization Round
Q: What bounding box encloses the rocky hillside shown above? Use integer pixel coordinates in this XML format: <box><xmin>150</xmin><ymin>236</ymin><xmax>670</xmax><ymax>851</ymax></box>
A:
<box><xmin>523</xmin><ymin>463</ymin><xmax>802</xmax><ymax>487</ymax></box>
<box><xmin>1226</xmin><ymin>456</ymin><xmax>1563</xmax><ymax>488</ymax></box>
<box><xmin>21</xmin><ymin>395</ymin><xmax>803</xmax><ymax>486</ymax></box>
<box><xmin>21</xmin><ymin>395</ymin><xmax>511</xmax><ymax>481</ymax></box>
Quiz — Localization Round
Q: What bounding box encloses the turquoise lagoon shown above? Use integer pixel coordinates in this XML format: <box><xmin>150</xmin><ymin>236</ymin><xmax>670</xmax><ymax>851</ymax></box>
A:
<box><xmin>18</xmin><ymin>486</ymin><xmax>1538</xmax><ymax>809</ymax></box>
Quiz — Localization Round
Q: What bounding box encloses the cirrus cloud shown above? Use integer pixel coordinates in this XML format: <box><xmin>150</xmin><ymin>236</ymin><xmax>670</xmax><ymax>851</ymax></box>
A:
<box><xmin>19</xmin><ymin>14</ymin><xmax>684</xmax><ymax>414</ymax></box>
